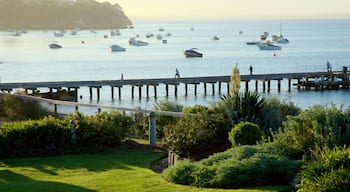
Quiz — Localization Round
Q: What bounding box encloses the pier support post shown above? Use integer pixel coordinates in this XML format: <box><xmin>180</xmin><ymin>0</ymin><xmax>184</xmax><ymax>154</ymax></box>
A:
<box><xmin>89</xmin><ymin>87</ymin><xmax>93</xmax><ymax>99</ymax></box>
<box><xmin>174</xmin><ymin>85</ymin><xmax>178</xmax><ymax>97</ymax></box>
<box><xmin>218</xmin><ymin>82</ymin><xmax>222</xmax><ymax>95</ymax></box>
<box><xmin>111</xmin><ymin>87</ymin><xmax>114</xmax><ymax>100</ymax></box>
<box><xmin>166</xmin><ymin>84</ymin><xmax>169</xmax><ymax>97</ymax></box>
<box><xmin>146</xmin><ymin>85</ymin><xmax>149</xmax><ymax>98</ymax></box>
<box><xmin>227</xmin><ymin>82</ymin><xmax>230</xmax><ymax>95</ymax></box>
<box><xmin>288</xmin><ymin>79</ymin><xmax>292</xmax><ymax>92</ymax></box>
<box><xmin>185</xmin><ymin>83</ymin><xmax>188</xmax><ymax>96</ymax></box>
<box><xmin>194</xmin><ymin>84</ymin><xmax>197</xmax><ymax>96</ymax></box>
<box><xmin>277</xmin><ymin>80</ymin><xmax>281</xmax><ymax>92</ymax></box>
<box><xmin>154</xmin><ymin>85</ymin><xmax>157</xmax><ymax>98</ymax></box>
<box><xmin>267</xmin><ymin>80</ymin><xmax>271</xmax><ymax>92</ymax></box>
<box><xmin>255</xmin><ymin>80</ymin><xmax>258</xmax><ymax>92</ymax></box>
<box><xmin>138</xmin><ymin>86</ymin><xmax>142</xmax><ymax>99</ymax></box>
<box><xmin>118</xmin><ymin>86</ymin><xmax>122</xmax><ymax>100</ymax></box>
<box><xmin>131</xmin><ymin>86</ymin><xmax>135</xmax><ymax>99</ymax></box>
<box><xmin>97</xmin><ymin>87</ymin><xmax>100</xmax><ymax>101</ymax></box>
<box><xmin>212</xmin><ymin>83</ymin><xmax>215</xmax><ymax>95</ymax></box>
<box><xmin>245</xmin><ymin>80</ymin><xmax>249</xmax><ymax>93</ymax></box>
<box><xmin>149</xmin><ymin>112</ymin><xmax>156</xmax><ymax>146</ymax></box>
<box><xmin>204</xmin><ymin>83</ymin><xmax>207</xmax><ymax>96</ymax></box>
<box><xmin>262</xmin><ymin>80</ymin><xmax>266</xmax><ymax>93</ymax></box>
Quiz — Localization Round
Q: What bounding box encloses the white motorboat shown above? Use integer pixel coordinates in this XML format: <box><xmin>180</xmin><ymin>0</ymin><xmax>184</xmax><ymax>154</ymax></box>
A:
<box><xmin>128</xmin><ymin>37</ymin><xmax>149</xmax><ymax>46</ymax></box>
<box><xmin>246</xmin><ymin>41</ymin><xmax>259</xmax><ymax>45</ymax></box>
<box><xmin>49</xmin><ymin>42</ymin><xmax>62</xmax><ymax>49</ymax></box>
<box><xmin>256</xmin><ymin>42</ymin><xmax>281</xmax><ymax>50</ymax></box>
<box><xmin>110</xmin><ymin>44</ymin><xmax>126</xmax><ymax>52</ymax></box>
<box><xmin>70</xmin><ymin>30</ymin><xmax>77</xmax><ymax>35</ymax></box>
<box><xmin>184</xmin><ymin>48</ymin><xmax>203</xmax><ymax>57</ymax></box>
<box><xmin>54</xmin><ymin>32</ymin><xmax>64</xmax><ymax>37</ymax></box>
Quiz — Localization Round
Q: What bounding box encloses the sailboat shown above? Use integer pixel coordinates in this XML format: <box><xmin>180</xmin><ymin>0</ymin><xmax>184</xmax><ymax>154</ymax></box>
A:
<box><xmin>274</xmin><ymin>22</ymin><xmax>289</xmax><ymax>44</ymax></box>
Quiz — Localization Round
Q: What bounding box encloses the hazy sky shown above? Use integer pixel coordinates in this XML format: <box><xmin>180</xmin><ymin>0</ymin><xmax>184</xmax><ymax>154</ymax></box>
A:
<box><xmin>98</xmin><ymin>0</ymin><xmax>350</xmax><ymax>20</ymax></box>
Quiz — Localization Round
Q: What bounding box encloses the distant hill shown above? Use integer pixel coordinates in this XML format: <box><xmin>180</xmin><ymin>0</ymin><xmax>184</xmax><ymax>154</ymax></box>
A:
<box><xmin>0</xmin><ymin>0</ymin><xmax>132</xmax><ymax>30</ymax></box>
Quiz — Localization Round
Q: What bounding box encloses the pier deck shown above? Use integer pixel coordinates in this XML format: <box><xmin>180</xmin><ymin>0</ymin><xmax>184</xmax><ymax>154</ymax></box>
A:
<box><xmin>0</xmin><ymin>70</ymin><xmax>349</xmax><ymax>100</ymax></box>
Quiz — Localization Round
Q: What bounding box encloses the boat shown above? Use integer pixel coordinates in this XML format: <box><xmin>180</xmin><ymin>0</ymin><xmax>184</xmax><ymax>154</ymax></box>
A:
<box><xmin>256</xmin><ymin>42</ymin><xmax>281</xmax><ymax>51</ymax></box>
<box><xmin>54</xmin><ymin>32</ymin><xmax>64</xmax><ymax>37</ymax></box>
<box><xmin>145</xmin><ymin>32</ymin><xmax>154</xmax><ymax>38</ymax></box>
<box><xmin>110</xmin><ymin>44</ymin><xmax>126</xmax><ymax>52</ymax></box>
<box><xmin>246</xmin><ymin>41</ymin><xmax>259</xmax><ymax>45</ymax></box>
<box><xmin>212</xmin><ymin>36</ymin><xmax>219</xmax><ymax>41</ymax></box>
<box><xmin>128</xmin><ymin>37</ymin><xmax>149</xmax><ymax>46</ymax></box>
<box><xmin>49</xmin><ymin>42</ymin><xmax>62</xmax><ymax>49</ymax></box>
<box><xmin>70</xmin><ymin>30</ymin><xmax>77</xmax><ymax>35</ymax></box>
<box><xmin>156</xmin><ymin>34</ymin><xmax>163</xmax><ymax>40</ymax></box>
<box><xmin>238</xmin><ymin>30</ymin><xmax>243</xmax><ymax>35</ymax></box>
<box><xmin>12</xmin><ymin>31</ymin><xmax>21</xmax><ymax>37</ymax></box>
<box><xmin>159</xmin><ymin>27</ymin><xmax>165</xmax><ymax>32</ymax></box>
<box><xmin>276</xmin><ymin>37</ymin><xmax>289</xmax><ymax>44</ymax></box>
<box><xmin>184</xmin><ymin>48</ymin><xmax>203</xmax><ymax>57</ymax></box>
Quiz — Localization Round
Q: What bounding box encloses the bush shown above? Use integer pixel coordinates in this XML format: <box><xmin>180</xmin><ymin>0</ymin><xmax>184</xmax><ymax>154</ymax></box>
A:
<box><xmin>229</xmin><ymin>122</ymin><xmax>264</xmax><ymax>147</ymax></box>
<box><xmin>298</xmin><ymin>147</ymin><xmax>350</xmax><ymax>192</ymax></box>
<box><xmin>163</xmin><ymin>160</ymin><xmax>196</xmax><ymax>185</ymax></box>
<box><xmin>153</xmin><ymin>101</ymin><xmax>183</xmax><ymax>138</ymax></box>
<box><xmin>0</xmin><ymin>95</ymin><xmax>48</xmax><ymax>121</ymax></box>
<box><xmin>163</xmin><ymin>107</ymin><xmax>231</xmax><ymax>158</ymax></box>
<box><xmin>163</xmin><ymin>144</ymin><xmax>301</xmax><ymax>188</ymax></box>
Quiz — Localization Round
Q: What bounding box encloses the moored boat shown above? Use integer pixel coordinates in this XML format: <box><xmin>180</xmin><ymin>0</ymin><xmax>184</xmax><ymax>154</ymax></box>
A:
<box><xmin>184</xmin><ymin>48</ymin><xmax>203</xmax><ymax>57</ymax></box>
<box><xmin>256</xmin><ymin>42</ymin><xmax>281</xmax><ymax>50</ymax></box>
<box><xmin>49</xmin><ymin>42</ymin><xmax>62</xmax><ymax>49</ymax></box>
<box><xmin>110</xmin><ymin>44</ymin><xmax>126</xmax><ymax>52</ymax></box>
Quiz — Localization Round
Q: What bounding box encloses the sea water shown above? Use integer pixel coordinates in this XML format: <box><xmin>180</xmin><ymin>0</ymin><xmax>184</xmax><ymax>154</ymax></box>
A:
<box><xmin>0</xmin><ymin>19</ymin><xmax>350</xmax><ymax>111</ymax></box>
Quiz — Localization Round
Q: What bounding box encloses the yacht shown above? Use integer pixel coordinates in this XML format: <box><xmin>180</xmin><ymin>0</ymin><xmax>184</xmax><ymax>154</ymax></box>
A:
<box><xmin>128</xmin><ymin>37</ymin><xmax>149</xmax><ymax>46</ymax></box>
<box><xmin>256</xmin><ymin>42</ymin><xmax>281</xmax><ymax>51</ymax></box>
<box><xmin>110</xmin><ymin>44</ymin><xmax>126</xmax><ymax>52</ymax></box>
<box><xmin>184</xmin><ymin>48</ymin><xmax>203</xmax><ymax>57</ymax></box>
<box><xmin>49</xmin><ymin>42</ymin><xmax>62</xmax><ymax>49</ymax></box>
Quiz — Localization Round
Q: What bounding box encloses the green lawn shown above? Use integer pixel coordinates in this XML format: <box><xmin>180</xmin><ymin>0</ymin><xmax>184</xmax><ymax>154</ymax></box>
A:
<box><xmin>0</xmin><ymin>150</ymin><xmax>292</xmax><ymax>192</ymax></box>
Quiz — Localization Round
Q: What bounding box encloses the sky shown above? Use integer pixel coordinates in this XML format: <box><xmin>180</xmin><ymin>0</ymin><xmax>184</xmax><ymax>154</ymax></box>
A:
<box><xmin>98</xmin><ymin>0</ymin><xmax>350</xmax><ymax>20</ymax></box>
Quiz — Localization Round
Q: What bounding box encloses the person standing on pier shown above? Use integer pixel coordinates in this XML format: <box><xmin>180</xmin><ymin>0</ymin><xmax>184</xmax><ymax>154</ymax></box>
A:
<box><xmin>249</xmin><ymin>65</ymin><xmax>253</xmax><ymax>75</ymax></box>
<box><xmin>327</xmin><ymin>61</ymin><xmax>331</xmax><ymax>72</ymax></box>
<box><xmin>175</xmin><ymin>68</ymin><xmax>180</xmax><ymax>78</ymax></box>
<box><xmin>120</xmin><ymin>73</ymin><xmax>124</xmax><ymax>80</ymax></box>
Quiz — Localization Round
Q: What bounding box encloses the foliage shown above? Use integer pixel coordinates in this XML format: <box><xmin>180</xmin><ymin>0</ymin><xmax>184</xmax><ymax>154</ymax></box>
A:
<box><xmin>152</xmin><ymin>101</ymin><xmax>183</xmax><ymax>138</ymax></box>
<box><xmin>163</xmin><ymin>107</ymin><xmax>231</xmax><ymax>157</ymax></box>
<box><xmin>163</xmin><ymin>144</ymin><xmax>301</xmax><ymax>188</ymax></box>
<box><xmin>229</xmin><ymin>122</ymin><xmax>264</xmax><ymax>147</ymax></box>
<box><xmin>71</xmin><ymin>111</ymin><xmax>133</xmax><ymax>148</ymax></box>
<box><xmin>0</xmin><ymin>95</ymin><xmax>48</xmax><ymax>121</ymax></box>
<box><xmin>163</xmin><ymin>160</ymin><xmax>196</xmax><ymax>185</ymax></box>
<box><xmin>0</xmin><ymin>116</ymin><xmax>70</xmax><ymax>158</ymax></box>
<box><xmin>229</xmin><ymin>63</ymin><xmax>240</xmax><ymax>97</ymax></box>
<box><xmin>261</xmin><ymin>97</ymin><xmax>300</xmax><ymax>134</ymax></box>
<box><xmin>219</xmin><ymin>92</ymin><xmax>265</xmax><ymax>126</ymax></box>
<box><xmin>271</xmin><ymin>104</ymin><xmax>350</xmax><ymax>159</ymax></box>
<box><xmin>0</xmin><ymin>111</ymin><xmax>133</xmax><ymax>158</ymax></box>
<box><xmin>297</xmin><ymin>147</ymin><xmax>350</xmax><ymax>192</ymax></box>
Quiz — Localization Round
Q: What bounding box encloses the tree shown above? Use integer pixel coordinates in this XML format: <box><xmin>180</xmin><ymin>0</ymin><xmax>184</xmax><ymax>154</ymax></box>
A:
<box><xmin>229</xmin><ymin>63</ymin><xmax>240</xmax><ymax>97</ymax></box>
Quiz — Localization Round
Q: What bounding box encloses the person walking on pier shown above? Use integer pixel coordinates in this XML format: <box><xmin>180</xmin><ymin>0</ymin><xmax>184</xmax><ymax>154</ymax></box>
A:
<box><xmin>120</xmin><ymin>73</ymin><xmax>124</xmax><ymax>80</ymax></box>
<box><xmin>249</xmin><ymin>65</ymin><xmax>253</xmax><ymax>75</ymax></box>
<box><xmin>327</xmin><ymin>61</ymin><xmax>331</xmax><ymax>72</ymax></box>
<box><xmin>175</xmin><ymin>68</ymin><xmax>180</xmax><ymax>78</ymax></box>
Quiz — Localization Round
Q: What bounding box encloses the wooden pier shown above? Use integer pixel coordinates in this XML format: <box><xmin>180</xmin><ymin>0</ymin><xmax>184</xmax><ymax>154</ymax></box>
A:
<box><xmin>0</xmin><ymin>70</ymin><xmax>349</xmax><ymax>101</ymax></box>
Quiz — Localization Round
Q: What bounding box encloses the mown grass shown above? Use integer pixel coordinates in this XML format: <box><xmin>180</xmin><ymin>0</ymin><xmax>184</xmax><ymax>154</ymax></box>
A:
<box><xmin>0</xmin><ymin>150</ymin><xmax>292</xmax><ymax>192</ymax></box>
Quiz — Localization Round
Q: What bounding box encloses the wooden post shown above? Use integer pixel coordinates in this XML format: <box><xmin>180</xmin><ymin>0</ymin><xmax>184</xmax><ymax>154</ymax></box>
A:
<box><xmin>131</xmin><ymin>86</ymin><xmax>135</xmax><ymax>99</ymax></box>
<box><xmin>194</xmin><ymin>84</ymin><xmax>197</xmax><ymax>96</ymax></box>
<box><xmin>54</xmin><ymin>104</ymin><xmax>57</xmax><ymax>114</ymax></box>
<box><xmin>146</xmin><ymin>85</ymin><xmax>149</xmax><ymax>98</ymax></box>
<box><xmin>267</xmin><ymin>80</ymin><xmax>271</xmax><ymax>92</ymax></box>
<box><xmin>174</xmin><ymin>85</ymin><xmax>178</xmax><ymax>97</ymax></box>
<box><xmin>204</xmin><ymin>83</ymin><xmax>207</xmax><ymax>96</ymax></box>
<box><xmin>185</xmin><ymin>83</ymin><xmax>188</xmax><ymax>96</ymax></box>
<box><xmin>154</xmin><ymin>85</ymin><xmax>157</xmax><ymax>98</ymax></box>
<box><xmin>138</xmin><ymin>86</ymin><xmax>142</xmax><ymax>99</ymax></box>
<box><xmin>262</xmin><ymin>80</ymin><xmax>266</xmax><ymax>93</ymax></box>
<box><xmin>278</xmin><ymin>80</ymin><xmax>281</xmax><ymax>92</ymax></box>
<box><xmin>89</xmin><ymin>87</ymin><xmax>92</xmax><ymax>99</ymax></box>
<box><xmin>118</xmin><ymin>86</ymin><xmax>122</xmax><ymax>100</ymax></box>
<box><xmin>97</xmin><ymin>87</ymin><xmax>100</xmax><ymax>101</ymax></box>
<box><xmin>166</xmin><ymin>84</ymin><xmax>169</xmax><ymax>97</ymax></box>
<box><xmin>245</xmin><ymin>80</ymin><xmax>249</xmax><ymax>93</ymax></box>
<box><xmin>218</xmin><ymin>82</ymin><xmax>222</xmax><ymax>95</ymax></box>
<box><xmin>211</xmin><ymin>83</ymin><xmax>215</xmax><ymax>95</ymax></box>
<box><xmin>288</xmin><ymin>78</ymin><xmax>292</xmax><ymax>92</ymax></box>
<box><xmin>111</xmin><ymin>87</ymin><xmax>114</xmax><ymax>100</ymax></box>
<box><xmin>149</xmin><ymin>112</ymin><xmax>156</xmax><ymax>146</ymax></box>
<box><xmin>227</xmin><ymin>82</ymin><xmax>230</xmax><ymax>95</ymax></box>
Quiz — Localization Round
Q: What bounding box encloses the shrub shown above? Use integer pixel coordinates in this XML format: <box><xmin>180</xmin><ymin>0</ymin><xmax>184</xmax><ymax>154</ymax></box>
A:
<box><xmin>163</xmin><ymin>144</ymin><xmax>301</xmax><ymax>188</ymax></box>
<box><xmin>153</xmin><ymin>101</ymin><xmax>183</xmax><ymax>138</ymax></box>
<box><xmin>0</xmin><ymin>95</ymin><xmax>48</xmax><ymax>121</ymax></box>
<box><xmin>229</xmin><ymin>122</ymin><xmax>264</xmax><ymax>147</ymax></box>
<box><xmin>163</xmin><ymin>160</ymin><xmax>196</xmax><ymax>185</ymax></box>
<box><xmin>298</xmin><ymin>147</ymin><xmax>350</xmax><ymax>192</ymax></box>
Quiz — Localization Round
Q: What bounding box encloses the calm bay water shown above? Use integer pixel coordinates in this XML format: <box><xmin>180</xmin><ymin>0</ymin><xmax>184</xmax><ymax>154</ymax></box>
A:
<box><xmin>0</xmin><ymin>19</ymin><xmax>350</xmax><ymax>110</ymax></box>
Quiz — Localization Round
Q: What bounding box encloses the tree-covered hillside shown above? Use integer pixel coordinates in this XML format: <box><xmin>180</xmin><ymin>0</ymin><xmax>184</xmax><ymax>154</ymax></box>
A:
<box><xmin>0</xmin><ymin>0</ymin><xmax>132</xmax><ymax>29</ymax></box>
